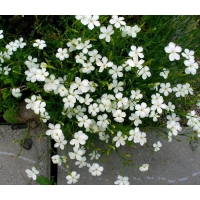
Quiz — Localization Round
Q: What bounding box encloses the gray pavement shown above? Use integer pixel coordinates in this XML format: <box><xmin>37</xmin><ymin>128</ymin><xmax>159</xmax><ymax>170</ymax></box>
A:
<box><xmin>0</xmin><ymin>125</ymin><xmax>50</xmax><ymax>185</ymax></box>
<box><xmin>1</xmin><ymin>125</ymin><xmax>200</xmax><ymax>185</ymax></box>
<box><xmin>58</xmin><ymin>127</ymin><xmax>200</xmax><ymax>185</ymax></box>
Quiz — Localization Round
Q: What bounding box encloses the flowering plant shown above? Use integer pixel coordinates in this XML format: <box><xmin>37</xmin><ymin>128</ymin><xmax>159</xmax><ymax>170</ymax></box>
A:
<box><xmin>0</xmin><ymin>15</ymin><xmax>200</xmax><ymax>184</ymax></box>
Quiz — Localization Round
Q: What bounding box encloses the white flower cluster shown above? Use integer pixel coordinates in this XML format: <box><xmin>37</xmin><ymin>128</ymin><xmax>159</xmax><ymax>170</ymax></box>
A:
<box><xmin>17</xmin><ymin>17</ymin><xmax>199</xmax><ymax>185</ymax></box>
<box><xmin>186</xmin><ymin>110</ymin><xmax>200</xmax><ymax>135</ymax></box>
<box><xmin>25</xmin><ymin>95</ymin><xmax>50</xmax><ymax>123</ymax></box>
<box><xmin>46</xmin><ymin>123</ymin><xmax>67</xmax><ymax>150</ymax></box>
<box><xmin>0</xmin><ymin>35</ymin><xmax>26</xmax><ymax>76</ymax></box>
<box><xmin>24</xmin><ymin>56</ymin><xmax>49</xmax><ymax>82</ymax></box>
<box><xmin>165</xmin><ymin>42</ymin><xmax>199</xmax><ymax>75</ymax></box>
<box><xmin>75</xmin><ymin>15</ymin><xmax>140</xmax><ymax>43</ymax></box>
<box><xmin>166</xmin><ymin>113</ymin><xmax>182</xmax><ymax>141</ymax></box>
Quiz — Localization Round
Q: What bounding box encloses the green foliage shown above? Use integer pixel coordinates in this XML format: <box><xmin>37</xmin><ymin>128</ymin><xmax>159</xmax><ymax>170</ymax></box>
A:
<box><xmin>3</xmin><ymin>107</ymin><xmax>18</xmax><ymax>124</ymax></box>
<box><xmin>36</xmin><ymin>175</ymin><xmax>56</xmax><ymax>185</ymax></box>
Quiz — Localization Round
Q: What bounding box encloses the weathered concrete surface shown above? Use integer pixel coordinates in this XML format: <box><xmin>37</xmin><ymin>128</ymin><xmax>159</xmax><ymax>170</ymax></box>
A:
<box><xmin>0</xmin><ymin>125</ymin><xmax>50</xmax><ymax>185</ymax></box>
<box><xmin>58</xmin><ymin>128</ymin><xmax>200</xmax><ymax>185</ymax></box>
<box><xmin>1</xmin><ymin>124</ymin><xmax>200</xmax><ymax>185</ymax></box>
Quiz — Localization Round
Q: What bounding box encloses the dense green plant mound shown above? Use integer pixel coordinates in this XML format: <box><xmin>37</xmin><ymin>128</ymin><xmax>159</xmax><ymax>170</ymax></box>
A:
<box><xmin>0</xmin><ymin>15</ymin><xmax>200</xmax><ymax>184</ymax></box>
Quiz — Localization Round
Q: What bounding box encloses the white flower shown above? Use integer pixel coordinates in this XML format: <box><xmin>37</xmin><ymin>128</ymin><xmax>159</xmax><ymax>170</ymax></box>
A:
<box><xmin>129</xmin><ymin>113</ymin><xmax>142</xmax><ymax>126</ymax></box>
<box><xmin>51</xmin><ymin>155</ymin><xmax>62</xmax><ymax>166</ymax></box>
<box><xmin>46</xmin><ymin>123</ymin><xmax>62</xmax><ymax>138</ymax></box>
<box><xmin>76</xmin><ymin>40</ymin><xmax>92</xmax><ymax>54</ymax></box>
<box><xmin>109</xmin><ymin>15</ymin><xmax>126</xmax><ymax>28</ymax></box>
<box><xmin>88</xmin><ymin>103</ymin><xmax>99</xmax><ymax>116</ymax></box>
<box><xmin>184</xmin><ymin>59</ymin><xmax>198</xmax><ymax>75</ymax></box>
<box><xmin>3</xmin><ymin>66</ymin><xmax>11</xmax><ymax>75</ymax></box>
<box><xmin>54</xmin><ymin>135</ymin><xmax>67</xmax><ymax>150</ymax></box>
<box><xmin>25</xmin><ymin>66</ymin><xmax>38</xmax><ymax>82</ymax></box>
<box><xmin>6</xmin><ymin>42</ymin><xmax>18</xmax><ymax>52</ymax></box>
<box><xmin>15</xmin><ymin>37</ymin><xmax>26</xmax><ymax>49</ymax></box>
<box><xmin>88</xmin><ymin>49</ymin><xmax>102</xmax><ymax>63</ymax></box>
<box><xmin>14</xmin><ymin>37</ymin><xmax>26</xmax><ymax>48</ymax></box>
<box><xmin>24</xmin><ymin>55</ymin><xmax>38</xmax><ymax>68</ymax></box>
<box><xmin>75</xmin><ymin>15</ymin><xmax>89</xmax><ymax>24</ymax></box>
<box><xmin>63</xmin><ymin>95</ymin><xmax>76</xmax><ymax>108</ymax></box>
<box><xmin>113</xmin><ymin>131</ymin><xmax>127</xmax><ymax>148</ymax></box>
<box><xmin>99</xmin><ymin>25</ymin><xmax>114</xmax><ymax>42</ymax></box>
<box><xmin>127</xmin><ymin>56</ymin><xmax>144</xmax><ymax>69</ymax></box>
<box><xmin>97</xmin><ymin>114</ymin><xmax>109</xmax><ymax>129</ymax></box>
<box><xmin>78</xmin><ymin>93</ymin><xmax>93</xmax><ymax>105</ymax></box>
<box><xmin>75</xmin><ymin>156</ymin><xmax>87</xmax><ymax>168</ymax></box>
<box><xmin>151</xmin><ymin>94</ymin><xmax>167</xmax><ymax>114</ymax></box>
<box><xmin>12</xmin><ymin>88</ymin><xmax>22</xmax><ymax>98</ymax></box>
<box><xmin>33</xmin><ymin>100</ymin><xmax>46</xmax><ymax>114</ymax></box>
<box><xmin>67</xmin><ymin>37</ymin><xmax>81</xmax><ymax>52</ymax></box>
<box><xmin>153</xmin><ymin>141</ymin><xmax>162</xmax><ymax>152</ymax></box>
<box><xmin>70</xmin><ymin>77</ymin><xmax>89</xmax><ymax>94</ymax></box>
<box><xmin>129</xmin><ymin>45</ymin><xmax>144</xmax><ymax>58</ymax></box>
<box><xmin>99</xmin><ymin>98</ymin><xmax>112</xmax><ymax>113</ymax></box>
<box><xmin>70</xmin><ymin>130</ymin><xmax>88</xmax><ymax>148</ymax></box>
<box><xmin>135</xmin><ymin>102</ymin><xmax>150</xmax><ymax>118</ymax></box>
<box><xmin>166</xmin><ymin>113</ymin><xmax>180</xmax><ymax>122</ymax></box>
<box><xmin>159</xmin><ymin>68</ymin><xmax>169</xmax><ymax>79</ymax></box>
<box><xmin>113</xmin><ymin>109</ymin><xmax>126</xmax><ymax>123</ymax></box>
<box><xmin>66</xmin><ymin>171</ymin><xmax>80</xmax><ymax>184</ymax></box>
<box><xmin>137</xmin><ymin>66</ymin><xmax>151</xmax><ymax>79</ymax></box>
<box><xmin>25</xmin><ymin>167</ymin><xmax>39</xmax><ymax>180</ymax></box>
<box><xmin>44</xmin><ymin>74</ymin><xmax>60</xmax><ymax>92</ymax></box>
<box><xmin>114</xmin><ymin>175</ymin><xmax>130</xmax><ymax>185</ymax></box>
<box><xmin>74</xmin><ymin>105</ymin><xmax>86</xmax><ymax>116</ymax></box>
<box><xmin>96</xmin><ymin>56</ymin><xmax>113</xmax><ymax>73</ymax></box>
<box><xmin>3</xmin><ymin>50</ymin><xmax>12</xmax><ymax>59</ymax></box>
<box><xmin>35</xmin><ymin>68</ymin><xmax>49</xmax><ymax>82</ymax></box>
<box><xmin>159</xmin><ymin>83</ymin><xmax>172</xmax><ymax>96</ymax></box>
<box><xmin>149</xmin><ymin>111</ymin><xmax>160</xmax><ymax>122</ymax></box>
<box><xmin>115</xmin><ymin>92</ymin><xmax>128</xmax><ymax>108</ymax></box>
<box><xmin>181</xmin><ymin>49</ymin><xmax>194</xmax><ymax>60</ymax></box>
<box><xmin>183</xmin><ymin>83</ymin><xmax>193</xmax><ymax>95</ymax></box>
<box><xmin>0</xmin><ymin>52</ymin><xmax>4</xmax><ymax>63</ymax></box>
<box><xmin>138</xmin><ymin>132</ymin><xmax>147</xmax><ymax>146</ymax></box>
<box><xmin>89</xmin><ymin>151</ymin><xmax>100</xmax><ymax>160</ymax></box>
<box><xmin>139</xmin><ymin>164</ymin><xmax>149</xmax><ymax>172</ymax></box>
<box><xmin>25</xmin><ymin>95</ymin><xmax>37</xmax><ymax>110</ymax></box>
<box><xmin>68</xmin><ymin>147</ymin><xmax>84</xmax><ymax>161</ymax></box>
<box><xmin>0</xmin><ymin>30</ymin><xmax>3</xmax><ymax>39</ymax></box>
<box><xmin>82</xmin><ymin>62</ymin><xmax>95</xmax><ymax>74</ymax></box>
<box><xmin>164</xmin><ymin>42</ymin><xmax>182</xmax><ymax>61</ymax></box>
<box><xmin>121</xmin><ymin>25</ymin><xmax>141</xmax><ymax>38</ymax></box>
<box><xmin>130</xmin><ymin>89</ymin><xmax>143</xmax><ymax>100</ymax></box>
<box><xmin>75</xmin><ymin>52</ymin><xmax>87</xmax><ymax>64</ymax></box>
<box><xmin>167</xmin><ymin>120</ymin><xmax>182</xmax><ymax>136</ymax></box>
<box><xmin>110</xmin><ymin>80</ymin><xmax>123</xmax><ymax>93</ymax></box>
<box><xmin>88</xmin><ymin>81</ymin><xmax>98</xmax><ymax>92</ymax></box>
<box><xmin>56</xmin><ymin>48</ymin><xmax>69</xmax><ymax>61</ymax></box>
<box><xmin>128</xmin><ymin>127</ymin><xmax>141</xmax><ymax>142</ymax></box>
<box><xmin>40</xmin><ymin>111</ymin><xmax>50</xmax><ymax>123</ymax></box>
<box><xmin>166</xmin><ymin>102</ymin><xmax>175</xmax><ymax>112</ymax></box>
<box><xmin>99</xmin><ymin>132</ymin><xmax>109</xmax><ymax>143</ymax></box>
<box><xmin>33</xmin><ymin>39</ymin><xmax>46</xmax><ymax>50</ymax></box>
<box><xmin>89</xmin><ymin>163</ymin><xmax>104</xmax><ymax>176</ymax></box>
<box><xmin>172</xmin><ymin>84</ymin><xmax>186</xmax><ymax>97</ymax></box>
<box><xmin>77</xmin><ymin>115</ymin><xmax>91</xmax><ymax>128</ymax></box>
<box><xmin>109</xmin><ymin>65</ymin><xmax>123</xmax><ymax>79</ymax></box>
<box><xmin>82</xmin><ymin>15</ymin><xmax>100</xmax><ymax>30</ymax></box>
<box><xmin>57</xmin><ymin>85</ymin><xmax>68</xmax><ymax>97</ymax></box>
